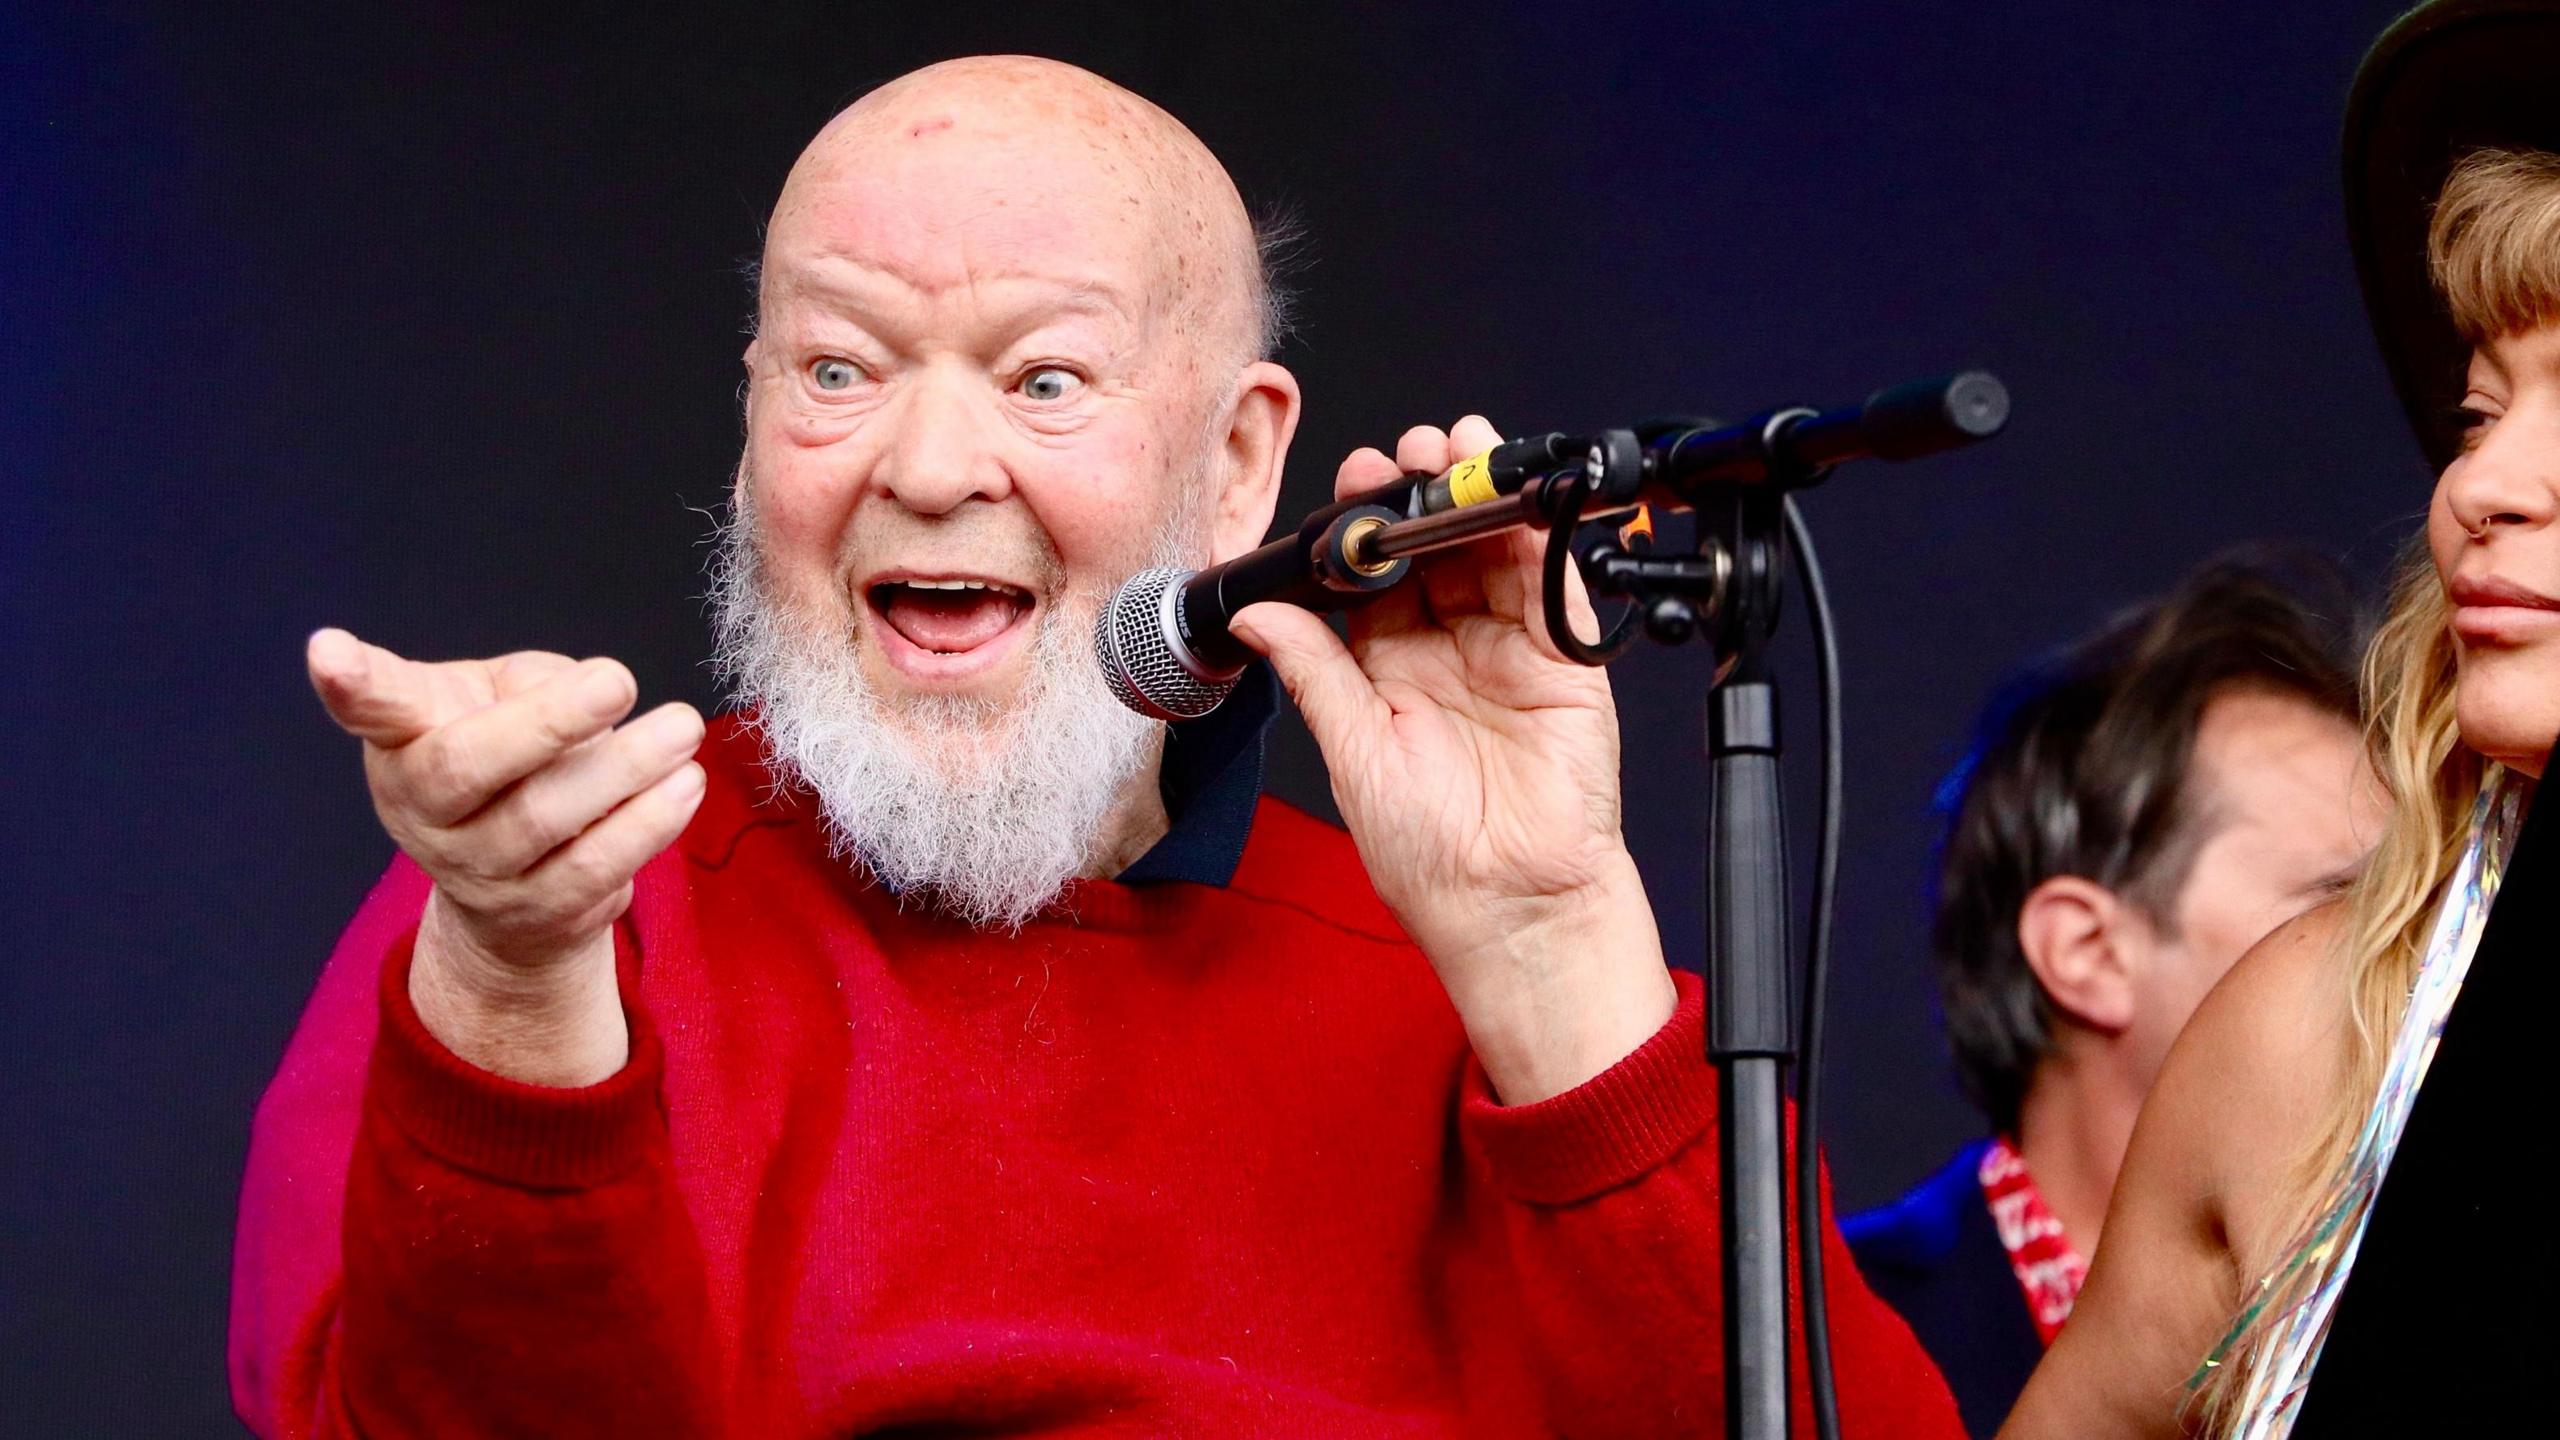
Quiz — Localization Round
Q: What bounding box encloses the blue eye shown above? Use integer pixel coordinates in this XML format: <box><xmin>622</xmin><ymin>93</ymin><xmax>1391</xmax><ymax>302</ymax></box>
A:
<box><xmin>1020</xmin><ymin>366</ymin><xmax>1082</xmax><ymax>402</ymax></box>
<box><xmin>810</xmin><ymin>358</ymin><xmax>860</xmax><ymax>392</ymax></box>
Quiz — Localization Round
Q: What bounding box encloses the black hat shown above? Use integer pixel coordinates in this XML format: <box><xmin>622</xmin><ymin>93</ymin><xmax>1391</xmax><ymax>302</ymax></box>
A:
<box><xmin>2343</xmin><ymin>0</ymin><xmax>2560</xmax><ymax>467</ymax></box>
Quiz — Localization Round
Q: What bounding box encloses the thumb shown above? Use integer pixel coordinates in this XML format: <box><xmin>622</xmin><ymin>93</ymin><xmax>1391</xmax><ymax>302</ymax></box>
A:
<box><xmin>307</xmin><ymin>628</ymin><xmax>440</xmax><ymax>748</ymax></box>
<box><xmin>1227</xmin><ymin>603</ymin><xmax>1390</xmax><ymax>758</ymax></box>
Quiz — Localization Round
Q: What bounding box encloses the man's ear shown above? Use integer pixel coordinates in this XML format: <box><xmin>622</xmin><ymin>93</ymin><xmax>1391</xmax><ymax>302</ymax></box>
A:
<box><xmin>2016</xmin><ymin>875</ymin><xmax>2144</xmax><ymax>1035</ymax></box>
<box><xmin>1206</xmin><ymin>360</ymin><xmax>1302</xmax><ymax>562</ymax></box>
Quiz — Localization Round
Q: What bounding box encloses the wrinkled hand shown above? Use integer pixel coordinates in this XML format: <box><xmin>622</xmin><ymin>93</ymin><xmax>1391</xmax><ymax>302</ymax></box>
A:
<box><xmin>1228</xmin><ymin>417</ymin><xmax>1675</xmax><ymax>1103</ymax></box>
<box><xmin>306</xmin><ymin>627</ymin><xmax>705</xmax><ymax>1085</ymax></box>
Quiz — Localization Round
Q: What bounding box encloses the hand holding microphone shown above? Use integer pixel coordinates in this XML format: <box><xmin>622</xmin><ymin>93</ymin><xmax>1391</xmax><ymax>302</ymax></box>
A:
<box><xmin>1096</xmin><ymin>376</ymin><xmax>2006</xmax><ymax>1103</ymax></box>
<box><xmin>1220</xmin><ymin>417</ymin><xmax>1680</xmax><ymax>1107</ymax></box>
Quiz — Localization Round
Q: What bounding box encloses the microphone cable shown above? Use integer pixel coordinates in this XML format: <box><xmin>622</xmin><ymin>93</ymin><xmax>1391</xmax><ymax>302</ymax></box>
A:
<box><xmin>1784</xmin><ymin>495</ymin><xmax>1844</xmax><ymax>1440</ymax></box>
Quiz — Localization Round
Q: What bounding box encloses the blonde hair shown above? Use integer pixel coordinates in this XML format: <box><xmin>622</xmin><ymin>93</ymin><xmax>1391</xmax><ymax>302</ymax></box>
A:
<box><xmin>2192</xmin><ymin>146</ymin><xmax>2558</xmax><ymax>1431</ymax></box>
<box><xmin>2429</xmin><ymin>147</ymin><xmax>2560</xmax><ymax>343</ymax></box>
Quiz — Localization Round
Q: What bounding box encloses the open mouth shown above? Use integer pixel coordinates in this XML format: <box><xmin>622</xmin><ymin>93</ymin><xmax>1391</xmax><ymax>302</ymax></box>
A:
<box><xmin>865</xmin><ymin>575</ymin><xmax>1037</xmax><ymax>658</ymax></box>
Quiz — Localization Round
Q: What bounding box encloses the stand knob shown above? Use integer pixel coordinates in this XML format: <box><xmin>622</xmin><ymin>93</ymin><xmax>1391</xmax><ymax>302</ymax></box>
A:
<box><xmin>1645</xmin><ymin>595</ymin><xmax>1698</xmax><ymax>644</ymax></box>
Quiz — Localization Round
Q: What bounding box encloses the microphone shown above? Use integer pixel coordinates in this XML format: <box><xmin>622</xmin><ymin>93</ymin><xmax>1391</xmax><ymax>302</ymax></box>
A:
<box><xmin>1092</xmin><ymin>432</ymin><xmax>1594</xmax><ymax>722</ymax></box>
<box><xmin>1096</xmin><ymin>490</ymin><xmax>1415</xmax><ymax>721</ymax></box>
<box><xmin>1096</xmin><ymin>372</ymin><xmax>2008</xmax><ymax>720</ymax></box>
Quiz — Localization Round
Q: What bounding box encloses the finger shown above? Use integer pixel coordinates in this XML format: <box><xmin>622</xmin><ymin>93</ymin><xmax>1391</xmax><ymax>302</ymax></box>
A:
<box><xmin>1332</xmin><ymin>444</ymin><xmax>1400</xmax><ymax>502</ymax></box>
<box><xmin>1414</xmin><ymin>534</ymin><xmax>1505</xmax><ymax>625</ymax></box>
<box><xmin>1423</xmin><ymin>411</ymin><xmax>1561</xmax><ymax>630</ymax></box>
<box><xmin>1413</xmin><ymin>508</ymin><xmax>1590</xmax><ymax>638</ymax></box>
<box><xmin>487</xmin><ymin>650</ymin><xmax>581</xmax><ymax>699</ymax></box>
<box><xmin>1504</xmin><ymin>524</ymin><xmax>1604</xmax><ymax>658</ymax></box>
<box><xmin>1414</xmin><ymin>416</ymin><xmax>1530</xmax><ymax>623</ymax></box>
<box><xmin>1227</xmin><ymin>602</ymin><xmax>1391</xmax><ymax>765</ymax></box>
<box><xmin>518</xmin><ymin>760</ymin><xmax>707</xmax><ymax>924</ymax></box>
<box><xmin>1446</xmin><ymin>414</ymin><xmax>1504</xmax><ymax>462</ymax></box>
<box><xmin>1393</xmin><ymin>425</ymin><xmax>1452</xmax><ymax>477</ymax></box>
<box><xmin>394</xmin><ymin>657</ymin><xmax>640</xmax><ymax>826</ymax></box>
<box><xmin>309</xmin><ymin>629</ymin><xmax>453</xmax><ymax>747</ymax></box>
<box><xmin>455</xmin><ymin>702</ymin><xmax>705</xmax><ymax>875</ymax></box>
<box><xmin>1404</xmin><ymin>417</ymin><xmax>1508</xmax><ymax>624</ymax></box>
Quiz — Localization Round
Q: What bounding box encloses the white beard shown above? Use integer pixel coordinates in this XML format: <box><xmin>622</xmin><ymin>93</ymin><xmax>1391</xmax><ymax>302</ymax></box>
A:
<box><xmin>706</xmin><ymin>482</ymin><xmax>1206</xmax><ymax>931</ymax></box>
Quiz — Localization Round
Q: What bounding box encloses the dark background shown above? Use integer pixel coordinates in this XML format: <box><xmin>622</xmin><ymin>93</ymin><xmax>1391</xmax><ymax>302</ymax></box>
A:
<box><xmin>3</xmin><ymin>1</ymin><xmax>2422</xmax><ymax>1432</ymax></box>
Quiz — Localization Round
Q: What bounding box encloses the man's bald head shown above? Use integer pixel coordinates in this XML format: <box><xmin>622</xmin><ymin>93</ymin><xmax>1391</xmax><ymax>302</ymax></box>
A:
<box><xmin>721</xmin><ymin>57</ymin><xmax>1305</xmax><ymax>925</ymax></box>
<box><xmin>764</xmin><ymin>56</ymin><xmax>1280</xmax><ymax>369</ymax></box>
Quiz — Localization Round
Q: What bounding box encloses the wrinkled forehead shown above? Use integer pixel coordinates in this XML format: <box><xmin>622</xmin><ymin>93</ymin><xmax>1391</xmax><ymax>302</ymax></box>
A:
<box><xmin>763</xmin><ymin>118</ymin><xmax>1191</xmax><ymax>341</ymax></box>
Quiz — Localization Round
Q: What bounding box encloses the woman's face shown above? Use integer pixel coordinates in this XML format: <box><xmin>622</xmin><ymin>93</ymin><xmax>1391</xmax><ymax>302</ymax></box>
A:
<box><xmin>2431</xmin><ymin>322</ymin><xmax>2560</xmax><ymax>778</ymax></box>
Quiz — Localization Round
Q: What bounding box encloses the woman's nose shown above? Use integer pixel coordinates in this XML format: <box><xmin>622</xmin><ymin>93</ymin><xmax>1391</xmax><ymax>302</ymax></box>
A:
<box><xmin>2444</xmin><ymin>401</ymin><xmax>2560</xmax><ymax>536</ymax></box>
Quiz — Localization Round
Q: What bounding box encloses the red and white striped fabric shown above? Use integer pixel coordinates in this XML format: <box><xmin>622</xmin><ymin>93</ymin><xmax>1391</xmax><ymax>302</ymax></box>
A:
<box><xmin>1979</xmin><ymin>1136</ymin><xmax>2089</xmax><ymax>1346</ymax></box>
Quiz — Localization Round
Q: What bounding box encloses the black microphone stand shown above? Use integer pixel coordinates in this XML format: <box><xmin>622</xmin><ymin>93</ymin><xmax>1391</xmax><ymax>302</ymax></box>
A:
<box><xmin>1699</xmin><ymin>483</ymin><xmax>1800</xmax><ymax>1440</ymax></box>
<box><xmin>1577</xmin><ymin>429</ymin><xmax>1823</xmax><ymax>1440</ymax></box>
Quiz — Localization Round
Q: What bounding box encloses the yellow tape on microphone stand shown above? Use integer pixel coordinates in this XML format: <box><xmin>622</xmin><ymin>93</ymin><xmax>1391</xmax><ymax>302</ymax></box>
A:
<box><xmin>1447</xmin><ymin>452</ymin><xmax>1499</xmax><ymax>509</ymax></box>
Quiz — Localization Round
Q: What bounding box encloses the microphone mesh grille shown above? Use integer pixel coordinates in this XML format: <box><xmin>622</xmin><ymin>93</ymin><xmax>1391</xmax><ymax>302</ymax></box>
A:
<box><xmin>1095</xmin><ymin>566</ymin><xmax>1238</xmax><ymax>721</ymax></box>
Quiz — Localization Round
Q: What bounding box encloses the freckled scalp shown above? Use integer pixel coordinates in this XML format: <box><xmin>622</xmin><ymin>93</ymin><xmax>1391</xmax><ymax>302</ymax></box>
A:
<box><xmin>766</xmin><ymin>56</ymin><xmax>1264</xmax><ymax>368</ymax></box>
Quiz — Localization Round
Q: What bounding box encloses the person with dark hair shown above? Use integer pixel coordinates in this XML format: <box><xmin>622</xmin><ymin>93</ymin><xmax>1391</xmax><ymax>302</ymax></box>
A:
<box><xmin>1843</xmin><ymin>553</ymin><xmax>2381</xmax><ymax>1438</ymax></box>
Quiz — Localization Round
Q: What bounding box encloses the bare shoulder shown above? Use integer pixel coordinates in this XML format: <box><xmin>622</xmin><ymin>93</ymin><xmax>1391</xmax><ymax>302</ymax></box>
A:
<box><xmin>2146</xmin><ymin>901</ymin><xmax>2358</xmax><ymax>1193</ymax></box>
<box><xmin>2189</xmin><ymin>900</ymin><xmax>2353</xmax><ymax>1050</ymax></box>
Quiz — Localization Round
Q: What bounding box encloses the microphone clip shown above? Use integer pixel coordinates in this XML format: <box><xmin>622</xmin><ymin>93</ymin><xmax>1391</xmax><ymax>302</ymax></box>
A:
<box><xmin>1583</xmin><ymin>546</ymin><xmax>1731</xmax><ymax>648</ymax></box>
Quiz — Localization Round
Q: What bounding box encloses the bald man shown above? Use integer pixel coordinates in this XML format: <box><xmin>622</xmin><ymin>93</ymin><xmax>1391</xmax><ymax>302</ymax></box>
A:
<box><xmin>231</xmin><ymin>58</ymin><xmax>1961</xmax><ymax>1438</ymax></box>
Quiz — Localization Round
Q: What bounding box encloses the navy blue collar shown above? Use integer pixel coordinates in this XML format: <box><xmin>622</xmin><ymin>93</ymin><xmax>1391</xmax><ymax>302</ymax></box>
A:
<box><xmin>1114</xmin><ymin>663</ymin><xmax>1277</xmax><ymax>888</ymax></box>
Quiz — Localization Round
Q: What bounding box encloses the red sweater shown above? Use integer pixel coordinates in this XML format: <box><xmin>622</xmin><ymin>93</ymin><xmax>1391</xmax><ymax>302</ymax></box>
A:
<box><xmin>231</xmin><ymin>717</ymin><xmax>1960</xmax><ymax>1437</ymax></box>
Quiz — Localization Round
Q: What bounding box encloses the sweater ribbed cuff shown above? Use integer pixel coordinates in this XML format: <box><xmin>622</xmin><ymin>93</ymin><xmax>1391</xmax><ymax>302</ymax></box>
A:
<box><xmin>1460</xmin><ymin>969</ymin><xmax>1715</xmax><ymax>1206</ymax></box>
<box><xmin>369</xmin><ymin>926</ymin><xmax>664</xmax><ymax>1190</ymax></box>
